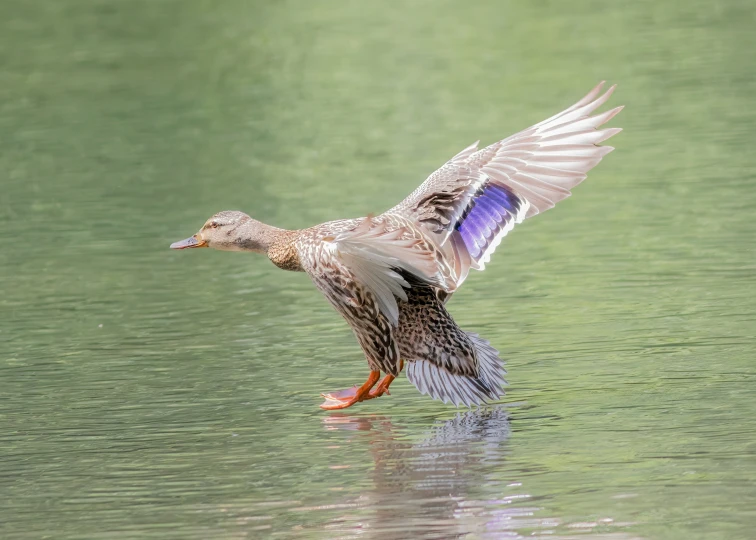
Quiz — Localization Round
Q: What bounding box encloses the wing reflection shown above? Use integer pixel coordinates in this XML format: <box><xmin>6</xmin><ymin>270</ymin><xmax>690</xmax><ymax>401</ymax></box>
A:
<box><xmin>322</xmin><ymin>407</ymin><xmax>528</xmax><ymax>538</ymax></box>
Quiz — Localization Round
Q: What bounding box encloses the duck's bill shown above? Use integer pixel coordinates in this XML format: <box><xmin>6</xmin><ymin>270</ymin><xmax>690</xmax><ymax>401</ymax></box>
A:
<box><xmin>170</xmin><ymin>236</ymin><xmax>207</xmax><ymax>249</ymax></box>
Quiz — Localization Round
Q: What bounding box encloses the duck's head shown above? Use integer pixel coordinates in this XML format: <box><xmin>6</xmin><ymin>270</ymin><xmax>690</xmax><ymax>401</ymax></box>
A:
<box><xmin>170</xmin><ymin>210</ymin><xmax>277</xmax><ymax>253</ymax></box>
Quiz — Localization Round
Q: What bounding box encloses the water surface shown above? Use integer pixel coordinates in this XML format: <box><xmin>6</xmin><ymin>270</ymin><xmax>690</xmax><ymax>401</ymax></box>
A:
<box><xmin>2</xmin><ymin>1</ymin><xmax>755</xmax><ymax>538</ymax></box>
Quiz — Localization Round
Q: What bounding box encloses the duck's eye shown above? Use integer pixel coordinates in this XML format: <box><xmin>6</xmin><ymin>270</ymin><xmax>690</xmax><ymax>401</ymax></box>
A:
<box><xmin>209</xmin><ymin>222</ymin><xmax>219</xmax><ymax>229</ymax></box>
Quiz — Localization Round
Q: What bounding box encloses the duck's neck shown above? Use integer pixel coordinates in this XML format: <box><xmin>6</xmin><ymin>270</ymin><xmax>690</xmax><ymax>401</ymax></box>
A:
<box><xmin>230</xmin><ymin>219</ymin><xmax>284</xmax><ymax>253</ymax></box>
<box><xmin>235</xmin><ymin>219</ymin><xmax>302</xmax><ymax>271</ymax></box>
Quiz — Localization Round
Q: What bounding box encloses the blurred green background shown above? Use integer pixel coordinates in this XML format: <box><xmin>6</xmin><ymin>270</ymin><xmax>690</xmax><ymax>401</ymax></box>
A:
<box><xmin>2</xmin><ymin>1</ymin><xmax>755</xmax><ymax>539</ymax></box>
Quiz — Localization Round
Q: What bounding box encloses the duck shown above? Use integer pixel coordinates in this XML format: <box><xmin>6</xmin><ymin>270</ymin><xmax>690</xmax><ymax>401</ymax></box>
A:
<box><xmin>170</xmin><ymin>82</ymin><xmax>622</xmax><ymax>410</ymax></box>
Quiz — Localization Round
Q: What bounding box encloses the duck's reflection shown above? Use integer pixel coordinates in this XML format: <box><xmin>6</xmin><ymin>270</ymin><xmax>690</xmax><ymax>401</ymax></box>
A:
<box><xmin>322</xmin><ymin>407</ymin><xmax>523</xmax><ymax>539</ymax></box>
<box><xmin>320</xmin><ymin>409</ymin><xmax>639</xmax><ymax>539</ymax></box>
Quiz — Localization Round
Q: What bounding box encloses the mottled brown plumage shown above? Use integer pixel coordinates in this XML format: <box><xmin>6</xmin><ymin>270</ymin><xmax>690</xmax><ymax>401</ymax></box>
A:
<box><xmin>170</xmin><ymin>82</ymin><xmax>622</xmax><ymax>409</ymax></box>
<box><xmin>268</xmin><ymin>231</ymin><xmax>303</xmax><ymax>271</ymax></box>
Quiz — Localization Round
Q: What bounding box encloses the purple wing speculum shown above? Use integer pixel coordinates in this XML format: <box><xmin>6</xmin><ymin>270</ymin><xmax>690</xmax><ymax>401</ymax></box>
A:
<box><xmin>455</xmin><ymin>183</ymin><xmax>524</xmax><ymax>261</ymax></box>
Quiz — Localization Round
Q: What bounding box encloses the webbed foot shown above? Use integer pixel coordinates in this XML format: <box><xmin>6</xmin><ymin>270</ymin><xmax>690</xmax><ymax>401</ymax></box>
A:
<box><xmin>319</xmin><ymin>371</ymin><xmax>381</xmax><ymax>410</ymax></box>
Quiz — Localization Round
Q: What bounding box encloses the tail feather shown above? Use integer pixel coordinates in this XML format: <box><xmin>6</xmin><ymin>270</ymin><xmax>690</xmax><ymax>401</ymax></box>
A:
<box><xmin>406</xmin><ymin>333</ymin><xmax>506</xmax><ymax>407</ymax></box>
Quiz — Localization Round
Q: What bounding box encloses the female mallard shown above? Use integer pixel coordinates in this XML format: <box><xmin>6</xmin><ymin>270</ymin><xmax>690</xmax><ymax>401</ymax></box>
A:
<box><xmin>171</xmin><ymin>82</ymin><xmax>622</xmax><ymax>410</ymax></box>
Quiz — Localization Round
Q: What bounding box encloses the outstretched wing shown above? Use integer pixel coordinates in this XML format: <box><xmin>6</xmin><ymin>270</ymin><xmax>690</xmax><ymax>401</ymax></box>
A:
<box><xmin>387</xmin><ymin>81</ymin><xmax>622</xmax><ymax>288</ymax></box>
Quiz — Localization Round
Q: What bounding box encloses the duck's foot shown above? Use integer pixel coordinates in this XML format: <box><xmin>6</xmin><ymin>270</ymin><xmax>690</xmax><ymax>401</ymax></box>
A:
<box><xmin>320</xmin><ymin>386</ymin><xmax>360</xmax><ymax>402</ymax></box>
<box><xmin>319</xmin><ymin>369</ymin><xmax>402</xmax><ymax>410</ymax></box>
<box><xmin>319</xmin><ymin>396</ymin><xmax>360</xmax><ymax>410</ymax></box>
<box><xmin>320</xmin><ymin>371</ymin><xmax>381</xmax><ymax>410</ymax></box>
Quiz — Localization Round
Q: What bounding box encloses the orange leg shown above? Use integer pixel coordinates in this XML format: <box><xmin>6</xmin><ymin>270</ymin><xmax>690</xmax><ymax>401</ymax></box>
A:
<box><xmin>369</xmin><ymin>360</ymin><xmax>404</xmax><ymax>398</ymax></box>
<box><xmin>320</xmin><ymin>371</ymin><xmax>381</xmax><ymax>410</ymax></box>
<box><xmin>368</xmin><ymin>374</ymin><xmax>396</xmax><ymax>398</ymax></box>
<box><xmin>320</xmin><ymin>361</ymin><xmax>404</xmax><ymax>410</ymax></box>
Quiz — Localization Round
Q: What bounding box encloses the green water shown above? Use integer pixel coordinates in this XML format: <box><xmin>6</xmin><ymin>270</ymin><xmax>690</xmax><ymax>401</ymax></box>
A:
<box><xmin>2</xmin><ymin>1</ymin><xmax>755</xmax><ymax>538</ymax></box>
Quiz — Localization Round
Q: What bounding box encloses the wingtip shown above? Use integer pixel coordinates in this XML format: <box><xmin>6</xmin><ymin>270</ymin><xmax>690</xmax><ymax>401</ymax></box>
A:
<box><xmin>577</xmin><ymin>81</ymin><xmax>606</xmax><ymax>107</ymax></box>
<box><xmin>601</xmin><ymin>83</ymin><xmax>617</xmax><ymax>100</ymax></box>
<box><xmin>580</xmin><ymin>83</ymin><xmax>619</xmax><ymax>115</ymax></box>
<box><xmin>602</xmin><ymin>105</ymin><xmax>624</xmax><ymax>125</ymax></box>
<box><xmin>596</xmin><ymin>126</ymin><xmax>623</xmax><ymax>143</ymax></box>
